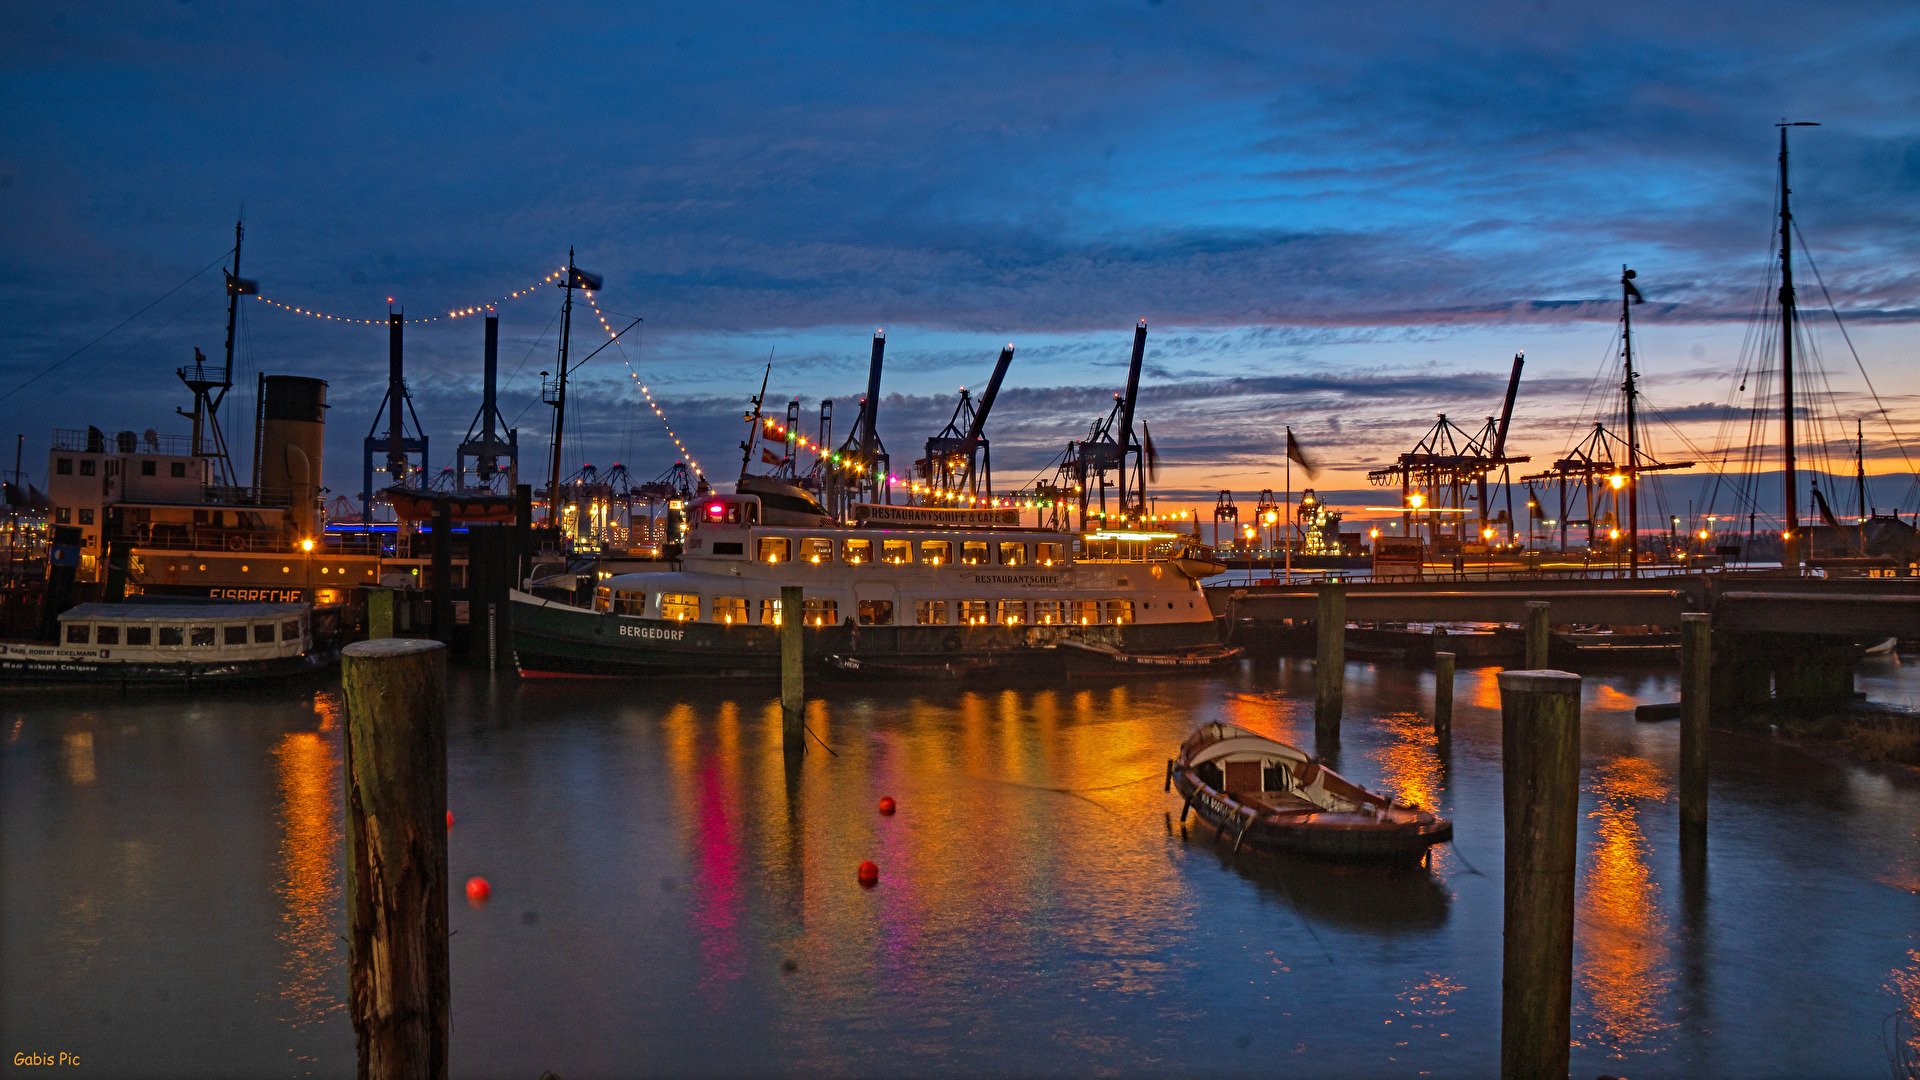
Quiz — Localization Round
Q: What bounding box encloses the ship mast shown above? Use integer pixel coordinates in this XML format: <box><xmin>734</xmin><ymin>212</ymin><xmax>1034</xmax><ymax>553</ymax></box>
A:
<box><xmin>1778</xmin><ymin>121</ymin><xmax>1818</xmax><ymax>571</ymax></box>
<box><xmin>1621</xmin><ymin>266</ymin><xmax>1641</xmax><ymax>579</ymax></box>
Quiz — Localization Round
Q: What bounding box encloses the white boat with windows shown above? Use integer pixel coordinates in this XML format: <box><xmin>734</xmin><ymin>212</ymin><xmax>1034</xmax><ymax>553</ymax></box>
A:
<box><xmin>1</xmin><ymin>599</ymin><xmax>327</xmax><ymax>687</ymax></box>
<box><xmin>510</xmin><ymin>477</ymin><xmax>1236</xmax><ymax>678</ymax></box>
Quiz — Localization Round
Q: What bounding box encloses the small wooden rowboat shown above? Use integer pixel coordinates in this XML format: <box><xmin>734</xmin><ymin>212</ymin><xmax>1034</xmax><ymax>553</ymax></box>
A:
<box><xmin>1168</xmin><ymin>722</ymin><xmax>1452</xmax><ymax>862</ymax></box>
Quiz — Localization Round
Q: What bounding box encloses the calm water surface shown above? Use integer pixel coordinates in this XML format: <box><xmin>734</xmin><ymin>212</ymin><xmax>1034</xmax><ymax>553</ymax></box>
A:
<box><xmin>5</xmin><ymin>654</ymin><xmax>1919</xmax><ymax>1079</ymax></box>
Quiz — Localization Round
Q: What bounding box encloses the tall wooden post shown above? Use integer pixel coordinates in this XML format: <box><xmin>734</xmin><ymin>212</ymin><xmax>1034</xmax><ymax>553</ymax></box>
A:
<box><xmin>1524</xmin><ymin>600</ymin><xmax>1551</xmax><ymax>670</ymax></box>
<box><xmin>1679</xmin><ymin>612</ymin><xmax>1711</xmax><ymax>850</ymax></box>
<box><xmin>430</xmin><ymin>501</ymin><xmax>453</xmax><ymax>645</ymax></box>
<box><xmin>780</xmin><ymin>585</ymin><xmax>804</xmax><ymax>756</ymax></box>
<box><xmin>342</xmin><ymin>639</ymin><xmax>449</xmax><ymax>1080</ymax></box>
<box><xmin>1497</xmin><ymin>669</ymin><xmax>1581</xmax><ymax>1080</ymax></box>
<box><xmin>1315</xmin><ymin>581</ymin><xmax>1345</xmax><ymax>743</ymax></box>
<box><xmin>1433</xmin><ymin>650</ymin><xmax>1455</xmax><ymax>742</ymax></box>
<box><xmin>367</xmin><ymin>588</ymin><xmax>395</xmax><ymax>640</ymax></box>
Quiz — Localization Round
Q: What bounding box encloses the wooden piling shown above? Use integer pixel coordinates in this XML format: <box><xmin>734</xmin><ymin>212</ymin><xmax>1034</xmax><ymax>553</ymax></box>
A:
<box><xmin>1433</xmin><ymin>650</ymin><xmax>1455</xmax><ymax>741</ymax></box>
<box><xmin>342</xmin><ymin>639</ymin><xmax>449</xmax><ymax>1080</ymax></box>
<box><xmin>1524</xmin><ymin>600</ymin><xmax>1551</xmax><ymax>670</ymax></box>
<box><xmin>1497</xmin><ymin>668</ymin><xmax>1581</xmax><ymax>1080</ymax></box>
<box><xmin>367</xmin><ymin>588</ymin><xmax>395</xmax><ymax>640</ymax></box>
<box><xmin>1314</xmin><ymin>581</ymin><xmax>1345</xmax><ymax>744</ymax></box>
<box><xmin>430</xmin><ymin>501</ymin><xmax>453</xmax><ymax>645</ymax></box>
<box><xmin>781</xmin><ymin>585</ymin><xmax>804</xmax><ymax>756</ymax></box>
<box><xmin>1680</xmin><ymin>612</ymin><xmax>1711</xmax><ymax>849</ymax></box>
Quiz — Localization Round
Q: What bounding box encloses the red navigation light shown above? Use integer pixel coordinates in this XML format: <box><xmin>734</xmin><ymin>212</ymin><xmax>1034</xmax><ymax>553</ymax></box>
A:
<box><xmin>707</xmin><ymin>503</ymin><xmax>725</xmax><ymax>519</ymax></box>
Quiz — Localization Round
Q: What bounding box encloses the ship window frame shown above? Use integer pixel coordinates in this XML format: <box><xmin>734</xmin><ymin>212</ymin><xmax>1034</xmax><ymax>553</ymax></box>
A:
<box><xmin>1037</xmin><ymin>542</ymin><xmax>1065</xmax><ymax>566</ymax></box>
<box><xmin>594</xmin><ymin>586</ymin><xmax>613</xmax><ymax>613</ymax></box>
<box><xmin>842</xmin><ymin>539</ymin><xmax>872</xmax><ymax>565</ymax></box>
<box><xmin>858</xmin><ymin>599</ymin><xmax>894</xmax><ymax>625</ymax></box>
<box><xmin>759</xmin><ymin>598</ymin><xmax>782</xmax><ymax>625</ymax></box>
<box><xmin>613</xmin><ymin>590</ymin><xmax>646</xmax><ymax>617</ymax></box>
<box><xmin>881</xmin><ymin>539</ymin><xmax>912</xmax><ymax>564</ymax></box>
<box><xmin>1071</xmin><ymin>599</ymin><xmax>1103</xmax><ymax>625</ymax></box>
<box><xmin>56</xmin><ymin>458</ymin><xmax>73</xmax><ymax>475</ymax></box>
<box><xmin>757</xmin><ymin>537</ymin><xmax>790</xmax><ymax>563</ymax></box>
<box><xmin>959</xmin><ymin>599</ymin><xmax>991</xmax><ymax>625</ymax></box>
<box><xmin>282</xmin><ymin>618</ymin><xmax>303</xmax><ymax>642</ymax></box>
<box><xmin>126</xmin><ymin>626</ymin><xmax>152</xmax><ymax>646</ymax></box>
<box><xmin>95</xmin><ymin>624</ymin><xmax>120</xmax><ymax>645</ymax></box>
<box><xmin>659</xmin><ymin>593</ymin><xmax>701</xmax><ymax>622</ymax></box>
<box><xmin>712</xmin><ymin>596</ymin><xmax>749</xmax><ymax>625</ymax></box>
<box><xmin>915</xmin><ymin>600</ymin><xmax>948</xmax><ymax>625</ymax></box>
<box><xmin>170</xmin><ymin>461</ymin><xmax>186</xmax><ymax>478</ymax></box>
<box><xmin>919</xmin><ymin>540</ymin><xmax>952</xmax><ymax>565</ymax></box>
<box><xmin>1034</xmin><ymin>599</ymin><xmax>1064</xmax><ymax>625</ymax></box>
<box><xmin>65</xmin><ymin>623</ymin><xmax>89</xmax><ymax>645</ymax></box>
<box><xmin>996</xmin><ymin>599</ymin><xmax>1028</xmax><ymax>626</ymax></box>
<box><xmin>224</xmin><ymin>625</ymin><xmax>248</xmax><ymax>646</ymax></box>
<box><xmin>800</xmin><ymin>537</ymin><xmax>834</xmax><ymax>564</ymax></box>
<box><xmin>803</xmin><ymin>597</ymin><xmax>838</xmax><ymax>627</ymax></box>
<box><xmin>1106</xmin><ymin>599</ymin><xmax>1135</xmax><ymax>625</ymax></box>
<box><xmin>255</xmin><ymin>623</ymin><xmax>276</xmax><ymax>643</ymax></box>
<box><xmin>961</xmin><ymin>541</ymin><xmax>989</xmax><ymax>565</ymax></box>
<box><xmin>999</xmin><ymin>542</ymin><xmax>1027</xmax><ymax>566</ymax></box>
<box><xmin>189</xmin><ymin>626</ymin><xmax>216</xmax><ymax>647</ymax></box>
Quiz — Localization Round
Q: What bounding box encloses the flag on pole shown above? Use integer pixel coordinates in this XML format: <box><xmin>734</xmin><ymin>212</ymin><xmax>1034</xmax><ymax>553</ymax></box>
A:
<box><xmin>1622</xmin><ymin>267</ymin><xmax>1644</xmax><ymax>304</ymax></box>
<box><xmin>762</xmin><ymin>448</ymin><xmax>782</xmax><ymax>466</ymax></box>
<box><xmin>561</xmin><ymin>267</ymin><xmax>604</xmax><ymax>291</ymax></box>
<box><xmin>1286</xmin><ymin>428</ymin><xmax>1318</xmax><ymax>479</ymax></box>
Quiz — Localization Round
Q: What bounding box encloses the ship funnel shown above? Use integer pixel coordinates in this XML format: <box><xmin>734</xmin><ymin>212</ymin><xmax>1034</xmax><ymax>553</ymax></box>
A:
<box><xmin>260</xmin><ymin>376</ymin><xmax>329</xmax><ymax>538</ymax></box>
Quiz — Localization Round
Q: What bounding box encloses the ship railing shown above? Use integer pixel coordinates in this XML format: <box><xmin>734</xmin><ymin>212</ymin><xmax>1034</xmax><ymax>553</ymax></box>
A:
<box><xmin>53</xmin><ymin>428</ymin><xmax>195</xmax><ymax>455</ymax></box>
<box><xmin>126</xmin><ymin>532</ymin><xmax>383</xmax><ymax>555</ymax></box>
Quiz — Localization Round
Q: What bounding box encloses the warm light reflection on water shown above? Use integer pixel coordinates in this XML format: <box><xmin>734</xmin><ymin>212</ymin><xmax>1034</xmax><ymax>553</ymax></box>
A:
<box><xmin>1370</xmin><ymin>711</ymin><xmax>1441</xmax><ymax>811</ymax></box>
<box><xmin>1890</xmin><ymin>948</ymin><xmax>1920</xmax><ymax>1074</ymax></box>
<box><xmin>1575</xmin><ymin>756</ymin><xmax>1673</xmax><ymax>1054</ymax></box>
<box><xmin>269</xmin><ymin>706</ymin><xmax>343</xmax><ymax>1030</ymax></box>
<box><xmin>64</xmin><ymin>730</ymin><xmax>95</xmax><ymax>785</ymax></box>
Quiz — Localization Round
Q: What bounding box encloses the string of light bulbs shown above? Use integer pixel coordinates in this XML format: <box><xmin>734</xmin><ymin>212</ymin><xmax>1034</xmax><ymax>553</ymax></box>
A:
<box><xmin>251</xmin><ymin>266</ymin><xmax>572</xmax><ymax>325</ymax></box>
<box><xmin>583</xmin><ymin>293</ymin><xmax>706</xmax><ymax>480</ymax></box>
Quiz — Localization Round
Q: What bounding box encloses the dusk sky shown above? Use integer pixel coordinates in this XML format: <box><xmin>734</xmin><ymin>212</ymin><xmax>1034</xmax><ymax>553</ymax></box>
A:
<box><xmin>5</xmin><ymin>1</ymin><xmax>1918</xmax><ymax>528</ymax></box>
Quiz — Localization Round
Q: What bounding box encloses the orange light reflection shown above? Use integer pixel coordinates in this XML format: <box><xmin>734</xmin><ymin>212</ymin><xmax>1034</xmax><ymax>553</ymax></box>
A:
<box><xmin>270</xmin><ymin>729</ymin><xmax>343</xmax><ymax>1029</ymax></box>
<box><xmin>1575</xmin><ymin>756</ymin><xmax>1674</xmax><ymax>1053</ymax></box>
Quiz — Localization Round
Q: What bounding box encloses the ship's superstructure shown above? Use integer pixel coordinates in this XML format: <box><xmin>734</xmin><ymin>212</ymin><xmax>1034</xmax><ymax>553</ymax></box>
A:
<box><xmin>511</xmin><ymin>478</ymin><xmax>1229</xmax><ymax>676</ymax></box>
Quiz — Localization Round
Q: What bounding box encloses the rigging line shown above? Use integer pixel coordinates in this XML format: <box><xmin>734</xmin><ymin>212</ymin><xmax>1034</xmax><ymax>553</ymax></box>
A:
<box><xmin>0</xmin><ymin>247</ymin><xmax>232</xmax><ymax>405</ymax></box>
<box><xmin>19</xmin><ymin>287</ymin><xmax>219</xmax><ymax>415</ymax></box>
<box><xmin>500</xmin><ymin>305</ymin><xmax>563</xmax><ymax>395</ymax></box>
<box><xmin>1793</xmin><ymin>220</ymin><xmax>1920</xmax><ymax>483</ymax></box>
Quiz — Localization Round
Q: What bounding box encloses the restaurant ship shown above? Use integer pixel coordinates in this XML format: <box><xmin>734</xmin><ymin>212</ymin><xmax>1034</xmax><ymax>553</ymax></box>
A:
<box><xmin>510</xmin><ymin>475</ymin><xmax>1235</xmax><ymax>677</ymax></box>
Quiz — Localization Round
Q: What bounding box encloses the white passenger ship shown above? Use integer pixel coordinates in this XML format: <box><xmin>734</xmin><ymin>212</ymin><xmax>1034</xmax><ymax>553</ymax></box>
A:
<box><xmin>509</xmin><ymin>477</ymin><xmax>1234</xmax><ymax>678</ymax></box>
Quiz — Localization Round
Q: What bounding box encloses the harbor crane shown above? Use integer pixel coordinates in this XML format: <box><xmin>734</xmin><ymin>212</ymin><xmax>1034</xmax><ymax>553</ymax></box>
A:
<box><xmin>1367</xmin><ymin>354</ymin><xmax>1529</xmax><ymax>550</ymax></box>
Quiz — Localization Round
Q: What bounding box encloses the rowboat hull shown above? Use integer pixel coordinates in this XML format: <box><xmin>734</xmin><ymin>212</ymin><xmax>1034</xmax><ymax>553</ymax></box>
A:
<box><xmin>1172</xmin><ymin>769</ymin><xmax>1452</xmax><ymax>861</ymax></box>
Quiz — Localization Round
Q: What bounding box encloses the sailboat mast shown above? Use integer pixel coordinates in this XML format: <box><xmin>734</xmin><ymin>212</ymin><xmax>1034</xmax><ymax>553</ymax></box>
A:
<box><xmin>1621</xmin><ymin>266</ymin><xmax>1640</xmax><ymax>580</ymax></box>
<box><xmin>1857</xmin><ymin>418</ymin><xmax>1868</xmax><ymax>521</ymax></box>
<box><xmin>1779</xmin><ymin>124</ymin><xmax>1805</xmax><ymax>570</ymax></box>
<box><xmin>548</xmin><ymin>248</ymin><xmax>577</xmax><ymax>526</ymax></box>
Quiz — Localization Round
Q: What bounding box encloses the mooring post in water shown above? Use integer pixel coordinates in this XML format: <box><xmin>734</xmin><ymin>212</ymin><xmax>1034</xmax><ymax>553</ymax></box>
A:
<box><xmin>1524</xmin><ymin>600</ymin><xmax>1551</xmax><ymax>670</ymax></box>
<box><xmin>367</xmin><ymin>588</ymin><xmax>395</xmax><ymax>640</ymax></box>
<box><xmin>1315</xmin><ymin>580</ymin><xmax>1346</xmax><ymax>743</ymax></box>
<box><xmin>1497</xmin><ymin>668</ymin><xmax>1580</xmax><ymax>1080</ymax></box>
<box><xmin>1433</xmin><ymin>650</ymin><xmax>1455</xmax><ymax>741</ymax></box>
<box><xmin>430</xmin><ymin>500</ymin><xmax>453</xmax><ymax>645</ymax></box>
<box><xmin>781</xmin><ymin>585</ymin><xmax>804</xmax><ymax>756</ymax></box>
<box><xmin>342</xmin><ymin>638</ymin><xmax>449</xmax><ymax>1080</ymax></box>
<box><xmin>1680</xmin><ymin>612</ymin><xmax>1711</xmax><ymax>850</ymax></box>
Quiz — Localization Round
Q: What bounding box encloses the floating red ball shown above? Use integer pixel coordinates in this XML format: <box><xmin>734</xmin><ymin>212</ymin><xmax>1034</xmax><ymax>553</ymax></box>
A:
<box><xmin>856</xmin><ymin>861</ymin><xmax>880</xmax><ymax>886</ymax></box>
<box><xmin>877</xmin><ymin>797</ymin><xmax>896</xmax><ymax>816</ymax></box>
<box><xmin>465</xmin><ymin>876</ymin><xmax>491</xmax><ymax>904</ymax></box>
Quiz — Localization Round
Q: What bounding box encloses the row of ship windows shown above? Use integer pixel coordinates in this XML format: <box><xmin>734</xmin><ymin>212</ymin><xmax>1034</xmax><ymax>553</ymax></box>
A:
<box><xmin>596</xmin><ymin>591</ymin><xmax>1135</xmax><ymax>627</ymax></box>
<box><xmin>743</xmin><ymin>538</ymin><xmax>1065</xmax><ymax>566</ymax></box>
<box><xmin>55</xmin><ymin>458</ymin><xmax>186</xmax><ymax>477</ymax></box>
<box><xmin>64</xmin><ymin>620</ymin><xmax>305</xmax><ymax>647</ymax></box>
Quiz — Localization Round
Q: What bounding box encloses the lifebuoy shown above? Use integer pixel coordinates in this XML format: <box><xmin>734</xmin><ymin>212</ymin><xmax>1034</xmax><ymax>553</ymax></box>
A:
<box><xmin>943</xmin><ymin>633</ymin><xmax>962</xmax><ymax>652</ymax></box>
<box><xmin>227</xmin><ymin>535</ymin><xmax>246</xmax><ymax>552</ymax></box>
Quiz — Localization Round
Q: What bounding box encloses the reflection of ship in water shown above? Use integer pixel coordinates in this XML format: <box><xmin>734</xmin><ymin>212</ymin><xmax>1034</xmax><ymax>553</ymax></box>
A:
<box><xmin>1190</xmin><ymin>840</ymin><xmax>1452</xmax><ymax>933</ymax></box>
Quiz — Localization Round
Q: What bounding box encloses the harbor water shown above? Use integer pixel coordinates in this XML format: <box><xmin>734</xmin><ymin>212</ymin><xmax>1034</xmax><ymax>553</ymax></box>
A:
<box><xmin>5</xmin><ymin>656</ymin><xmax>1918</xmax><ymax>1078</ymax></box>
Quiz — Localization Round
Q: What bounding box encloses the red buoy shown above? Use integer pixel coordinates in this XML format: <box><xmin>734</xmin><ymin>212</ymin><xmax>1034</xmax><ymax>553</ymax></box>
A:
<box><xmin>447</xmin><ymin>810</ymin><xmax>455</xmax><ymax>829</ymax></box>
<box><xmin>856</xmin><ymin>861</ymin><xmax>879</xmax><ymax>886</ymax></box>
<box><xmin>465</xmin><ymin>876</ymin><xmax>491</xmax><ymax>904</ymax></box>
<box><xmin>877</xmin><ymin>797</ymin><xmax>896</xmax><ymax>816</ymax></box>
